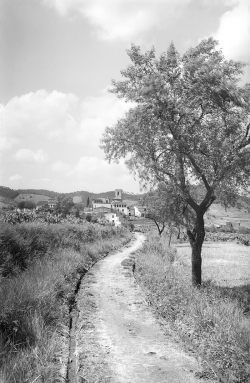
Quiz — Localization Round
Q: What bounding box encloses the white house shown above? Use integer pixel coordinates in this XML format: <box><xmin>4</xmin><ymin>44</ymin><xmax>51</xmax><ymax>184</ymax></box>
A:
<box><xmin>48</xmin><ymin>199</ymin><xmax>57</xmax><ymax>209</ymax></box>
<box><xmin>104</xmin><ymin>212</ymin><xmax>121</xmax><ymax>226</ymax></box>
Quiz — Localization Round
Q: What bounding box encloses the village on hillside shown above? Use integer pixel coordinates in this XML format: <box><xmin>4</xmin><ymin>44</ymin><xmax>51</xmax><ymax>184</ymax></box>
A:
<box><xmin>87</xmin><ymin>189</ymin><xmax>146</xmax><ymax>226</ymax></box>
<box><xmin>0</xmin><ymin>188</ymin><xmax>151</xmax><ymax>228</ymax></box>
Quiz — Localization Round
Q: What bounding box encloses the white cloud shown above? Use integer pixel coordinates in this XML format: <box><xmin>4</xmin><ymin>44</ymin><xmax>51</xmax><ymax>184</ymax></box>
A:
<box><xmin>1</xmin><ymin>88</ymin><xmax>139</xmax><ymax>192</ymax></box>
<box><xmin>1</xmin><ymin>88</ymin><xmax>130</xmax><ymax>156</ymax></box>
<box><xmin>52</xmin><ymin>160</ymin><xmax>71</xmax><ymax>172</ymax></box>
<box><xmin>0</xmin><ymin>137</ymin><xmax>13</xmax><ymax>152</ymax></box>
<box><xmin>78</xmin><ymin>87</ymin><xmax>132</xmax><ymax>150</ymax></box>
<box><xmin>43</xmin><ymin>0</ymin><xmax>192</xmax><ymax>41</ymax></box>
<box><xmin>9</xmin><ymin>174</ymin><xmax>23</xmax><ymax>182</ymax></box>
<box><xmin>15</xmin><ymin>149</ymin><xmax>49</xmax><ymax>163</ymax></box>
<box><xmin>67</xmin><ymin>156</ymin><xmax>138</xmax><ymax>191</ymax></box>
<box><xmin>1</xmin><ymin>90</ymin><xmax>79</xmax><ymax>141</ymax></box>
<box><xmin>212</xmin><ymin>0</ymin><xmax>250</xmax><ymax>62</ymax></box>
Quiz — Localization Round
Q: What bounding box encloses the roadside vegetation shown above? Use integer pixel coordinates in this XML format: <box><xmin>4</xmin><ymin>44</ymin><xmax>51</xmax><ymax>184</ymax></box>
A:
<box><xmin>0</xmin><ymin>221</ymin><xmax>132</xmax><ymax>383</ymax></box>
<box><xmin>135</xmin><ymin>232</ymin><xmax>250</xmax><ymax>382</ymax></box>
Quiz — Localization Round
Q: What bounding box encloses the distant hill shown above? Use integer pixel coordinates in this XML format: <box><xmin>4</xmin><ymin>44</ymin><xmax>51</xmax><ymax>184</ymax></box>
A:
<box><xmin>0</xmin><ymin>186</ymin><xmax>19</xmax><ymax>200</ymax></box>
<box><xmin>0</xmin><ymin>186</ymin><xmax>142</xmax><ymax>207</ymax></box>
<box><xmin>14</xmin><ymin>194</ymin><xmax>52</xmax><ymax>204</ymax></box>
<box><xmin>0</xmin><ymin>186</ymin><xmax>59</xmax><ymax>200</ymax></box>
<box><xmin>2</xmin><ymin>184</ymin><xmax>248</xmax><ymax>211</ymax></box>
<box><xmin>17</xmin><ymin>189</ymin><xmax>59</xmax><ymax>198</ymax></box>
<box><xmin>65</xmin><ymin>190</ymin><xmax>141</xmax><ymax>206</ymax></box>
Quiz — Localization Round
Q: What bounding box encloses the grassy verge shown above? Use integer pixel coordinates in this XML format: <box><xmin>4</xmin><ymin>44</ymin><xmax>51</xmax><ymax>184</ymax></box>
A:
<box><xmin>0</xmin><ymin>222</ymin><xmax>132</xmax><ymax>383</ymax></box>
<box><xmin>134</xmin><ymin>233</ymin><xmax>250</xmax><ymax>383</ymax></box>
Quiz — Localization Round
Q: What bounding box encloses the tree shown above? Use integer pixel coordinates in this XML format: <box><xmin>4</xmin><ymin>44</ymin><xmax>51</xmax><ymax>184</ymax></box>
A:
<box><xmin>55</xmin><ymin>195</ymin><xmax>74</xmax><ymax>217</ymax></box>
<box><xmin>142</xmin><ymin>182</ymin><xmax>184</xmax><ymax>241</ymax></box>
<box><xmin>100</xmin><ymin>38</ymin><xmax>250</xmax><ymax>286</ymax></box>
<box><xmin>86</xmin><ymin>196</ymin><xmax>90</xmax><ymax>207</ymax></box>
<box><xmin>18</xmin><ymin>200</ymin><xmax>36</xmax><ymax>210</ymax></box>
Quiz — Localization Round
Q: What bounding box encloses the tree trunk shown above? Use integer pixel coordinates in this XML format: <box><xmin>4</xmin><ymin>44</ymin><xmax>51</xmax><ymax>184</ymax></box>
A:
<box><xmin>168</xmin><ymin>230</ymin><xmax>172</xmax><ymax>246</ymax></box>
<box><xmin>187</xmin><ymin>211</ymin><xmax>205</xmax><ymax>286</ymax></box>
<box><xmin>177</xmin><ymin>226</ymin><xmax>180</xmax><ymax>239</ymax></box>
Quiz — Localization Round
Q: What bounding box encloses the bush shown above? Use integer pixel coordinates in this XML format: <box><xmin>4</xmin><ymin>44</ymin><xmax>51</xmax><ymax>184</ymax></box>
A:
<box><xmin>205</xmin><ymin>231</ymin><xmax>250</xmax><ymax>246</ymax></box>
<box><xmin>122</xmin><ymin>221</ymin><xmax>135</xmax><ymax>231</ymax></box>
<box><xmin>86</xmin><ymin>214</ymin><xmax>92</xmax><ymax>222</ymax></box>
<box><xmin>238</xmin><ymin>226</ymin><xmax>250</xmax><ymax>235</ymax></box>
<box><xmin>218</xmin><ymin>225</ymin><xmax>235</xmax><ymax>233</ymax></box>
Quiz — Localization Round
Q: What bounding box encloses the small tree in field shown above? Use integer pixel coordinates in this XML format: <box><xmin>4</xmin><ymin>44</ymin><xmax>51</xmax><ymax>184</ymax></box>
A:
<box><xmin>142</xmin><ymin>183</ymin><xmax>183</xmax><ymax>242</ymax></box>
<box><xmin>101</xmin><ymin>38</ymin><xmax>250</xmax><ymax>286</ymax></box>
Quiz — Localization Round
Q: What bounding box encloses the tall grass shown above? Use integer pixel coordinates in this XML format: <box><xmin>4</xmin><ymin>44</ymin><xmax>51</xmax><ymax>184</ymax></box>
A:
<box><xmin>135</xmin><ymin>234</ymin><xmax>250</xmax><ymax>382</ymax></box>
<box><xmin>0</xmin><ymin>222</ymin><xmax>131</xmax><ymax>382</ymax></box>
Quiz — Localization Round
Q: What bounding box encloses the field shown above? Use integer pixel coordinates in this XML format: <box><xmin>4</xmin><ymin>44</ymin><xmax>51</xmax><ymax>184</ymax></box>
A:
<box><xmin>176</xmin><ymin>242</ymin><xmax>250</xmax><ymax>287</ymax></box>
<box><xmin>0</xmin><ymin>196</ymin><xmax>17</xmax><ymax>209</ymax></box>
<box><xmin>205</xmin><ymin>203</ymin><xmax>250</xmax><ymax>229</ymax></box>
<box><xmin>14</xmin><ymin>193</ymin><xmax>51</xmax><ymax>204</ymax></box>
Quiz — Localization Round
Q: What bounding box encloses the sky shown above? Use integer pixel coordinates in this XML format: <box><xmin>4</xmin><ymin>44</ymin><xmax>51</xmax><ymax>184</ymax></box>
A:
<box><xmin>0</xmin><ymin>0</ymin><xmax>249</xmax><ymax>194</ymax></box>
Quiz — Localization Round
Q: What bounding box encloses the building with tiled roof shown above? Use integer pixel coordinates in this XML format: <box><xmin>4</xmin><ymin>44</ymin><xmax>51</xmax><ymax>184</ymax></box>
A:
<box><xmin>36</xmin><ymin>200</ymin><xmax>49</xmax><ymax>210</ymax></box>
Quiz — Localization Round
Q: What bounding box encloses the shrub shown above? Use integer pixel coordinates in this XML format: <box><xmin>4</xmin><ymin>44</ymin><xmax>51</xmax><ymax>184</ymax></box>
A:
<box><xmin>86</xmin><ymin>214</ymin><xmax>92</xmax><ymax>222</ymax></box>
<box><xmin>218</xmin><ymin>225</ymin><xmax>235</xmax><ymax>233</ymax></box>
<box><xmin>122</xmin><ymin>221</ymin><xmax>135</xmax><ymax>231</ymax></box>
<box><xmin>238</xmin><ymin>226</ymin><xmax>250</xmax><ymax>235</ymax></box>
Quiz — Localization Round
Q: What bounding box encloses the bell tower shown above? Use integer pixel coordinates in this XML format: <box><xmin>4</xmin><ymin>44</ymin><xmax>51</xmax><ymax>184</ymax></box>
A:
<box><xmin>114</xmin><ymin>189</ymin><xmax>122</xmax><ymax>200</ymax></box>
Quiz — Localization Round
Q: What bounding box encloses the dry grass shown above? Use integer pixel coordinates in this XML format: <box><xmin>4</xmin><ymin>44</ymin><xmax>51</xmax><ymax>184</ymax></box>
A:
<box><xmin>0</xmin><ymin>222</ymin><xmax>132</xmax><ymax>383</ymax></box>
<box><xmin>176</xmin><ymin>242</ymin><xmax>250</xmax><ymax>287</ymax></box>
<box><xmin>135</xmin><ymin>233</ymin><xmax>250</xmax><ymax>382</ymax></box>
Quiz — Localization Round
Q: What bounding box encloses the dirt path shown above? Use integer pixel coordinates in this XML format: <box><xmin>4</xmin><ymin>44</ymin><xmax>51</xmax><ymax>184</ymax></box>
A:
<box><xmin>75</xmin><ymin>233</ymin><xmax>213</xmax><ymax>383</ymax></box>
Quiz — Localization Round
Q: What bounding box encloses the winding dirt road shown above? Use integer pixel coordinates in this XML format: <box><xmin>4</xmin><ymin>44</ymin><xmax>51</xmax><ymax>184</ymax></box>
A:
<box><xmin>75</xmin><ymin>233</ymin><xmax>213</xmax><ymax>383</ymax></box>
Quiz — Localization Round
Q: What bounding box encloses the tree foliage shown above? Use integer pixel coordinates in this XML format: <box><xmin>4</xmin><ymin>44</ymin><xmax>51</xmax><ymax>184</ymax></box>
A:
<box><xmin>18</xmin><ymin>201</ymin><xmax>36</xmax><ymax>210</ymax></box>
<box><xmin>142</xmin><ymin>182</ymin><xmax>184</xmax><ymax>237</ymax></box>
<box><xmin>101</xmin><ymin>38</ymin><xmax>250</xmax><ymax>285</ymax></box>
<box><xmin>55</xmin><ymin>195</ymin><xmax>74</xmax><ymax>217</ymax></box>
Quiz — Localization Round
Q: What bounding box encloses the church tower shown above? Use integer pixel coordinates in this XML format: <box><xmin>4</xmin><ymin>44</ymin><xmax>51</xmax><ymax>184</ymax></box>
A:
<box><xmin>114</xmin><ymin>189</ymin><xmax>122</xmax><ymax>200</ymax></box>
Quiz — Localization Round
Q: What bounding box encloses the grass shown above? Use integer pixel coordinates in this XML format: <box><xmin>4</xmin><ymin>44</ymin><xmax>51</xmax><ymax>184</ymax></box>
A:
<box><xmin>134</xmin><ymin>233</ymin><xmax>250</xmax><ymax>382</ymax></box>
<box><xmin>0</xmin><ymin>222</ymin><xmax>132</xmax><ymax>383</ymax></box>
<box><xmin>176</xmin><ymin>242</ymin><xmax>250</xmax><ymax>287</ymax></box>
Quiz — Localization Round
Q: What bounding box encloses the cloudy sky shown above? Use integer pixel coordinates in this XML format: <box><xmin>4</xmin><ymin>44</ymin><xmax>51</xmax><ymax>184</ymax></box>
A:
<box><xmin>0</xmin><ymin>0</ymin><xmax>249</xmax><ymax>193</ymax></box>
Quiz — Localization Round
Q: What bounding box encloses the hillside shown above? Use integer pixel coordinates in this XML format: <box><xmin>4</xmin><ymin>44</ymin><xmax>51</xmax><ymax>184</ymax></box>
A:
<box><xmin>205</xmin><ymin>203</ymin><xmax>250</xmax><ymax>229</ymax></box>
<box><xmin>14</xmin><ymin>194</ymin><xmax>52</xmax><ymax>204</ymax></box>
<box><xmin>70</xmin><ymin>190</ymin><xmax>141</xmax><ymax>206</ymax></box>
<box><xmin>0</xmin><ymin>186</ymin><xmax>142</xmax><ymax>207</ymax></box>
<box><xmin>0</xmin><ymin>196</ymin><xmax>17</xmax><ymax>208</ymax></box>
